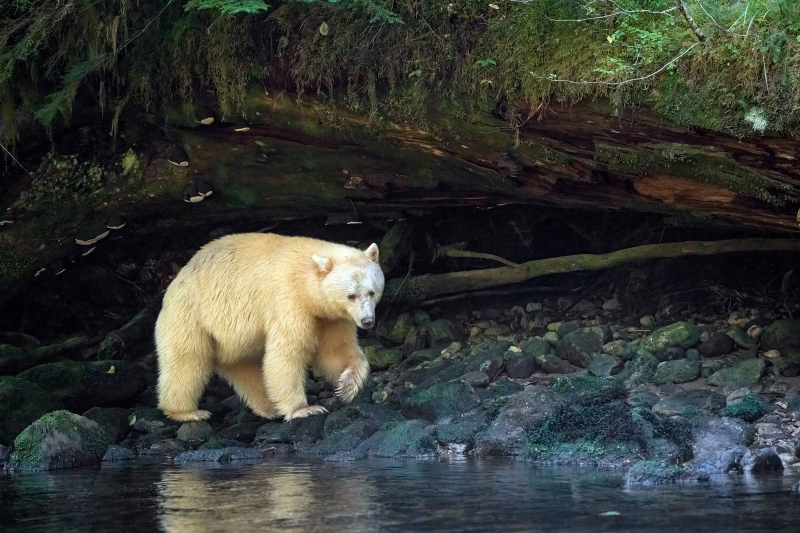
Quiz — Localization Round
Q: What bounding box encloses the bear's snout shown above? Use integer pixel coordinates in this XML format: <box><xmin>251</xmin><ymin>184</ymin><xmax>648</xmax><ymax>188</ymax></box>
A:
<box><xmin>360</xmin><ymin>317</ymin><xmax>375</xmax><ymax>329</ymax></box>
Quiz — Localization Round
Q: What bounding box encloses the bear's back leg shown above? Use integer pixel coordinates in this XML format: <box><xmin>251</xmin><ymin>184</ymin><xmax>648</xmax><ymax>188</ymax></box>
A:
<box><xmin>156</xmin><ymin>325</ymin><xmax>215</xmax><ymax>422</ymax></box>
<box><xmin>217</xmin><ymin>360</ymin><xmax>278</xmax><ymax>419</ymax></box>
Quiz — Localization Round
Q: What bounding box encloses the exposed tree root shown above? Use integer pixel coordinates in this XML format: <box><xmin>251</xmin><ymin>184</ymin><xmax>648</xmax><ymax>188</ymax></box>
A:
<box><xmin>385</xmin><ymin>238</ymin><xmax>800</xmax><ymax>304</ymax></box>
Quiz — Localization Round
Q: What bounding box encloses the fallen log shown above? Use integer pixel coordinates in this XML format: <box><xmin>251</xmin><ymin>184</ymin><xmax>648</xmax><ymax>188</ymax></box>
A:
<box><xmin>385</xmin><ymin>238</ymin><xmax>800</xmax><ymax>304</ymax></box>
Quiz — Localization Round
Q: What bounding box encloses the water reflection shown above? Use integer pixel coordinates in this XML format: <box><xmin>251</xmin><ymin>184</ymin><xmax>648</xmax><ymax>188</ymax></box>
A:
<box><xmin>1</xmin><ymin>458</ymin><xmax>800</xmax><ymax>532</ymax></box>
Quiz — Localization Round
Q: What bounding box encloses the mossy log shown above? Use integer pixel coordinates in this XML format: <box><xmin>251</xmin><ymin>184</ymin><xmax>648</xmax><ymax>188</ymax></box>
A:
<box><xmin>384</xmin><ymin>238</ymin><xmax>800</xmax><ymax>304</ymax></box>
<box><xmin>4</xmin><ymin>92</ymin><xmax>800</xmax><ymax>305</ymax></box>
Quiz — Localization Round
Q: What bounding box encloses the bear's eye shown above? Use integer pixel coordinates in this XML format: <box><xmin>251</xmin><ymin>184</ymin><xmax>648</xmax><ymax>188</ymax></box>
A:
<box><xmin>347</xmin><ymin>294</ymin><xmax>356</xmax><ymax>301</ymax></box>
<box><xmin>368</xmin><ymin>291</ymin><xmax>375</xmax><ymax>297</ymax></box>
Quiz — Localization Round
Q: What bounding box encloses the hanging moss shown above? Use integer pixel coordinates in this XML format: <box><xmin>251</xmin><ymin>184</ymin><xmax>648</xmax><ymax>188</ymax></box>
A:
<box><xmin>4</xmin><ymin>0</ymin><xmax>800</xmax><ymax>150</ymax></box>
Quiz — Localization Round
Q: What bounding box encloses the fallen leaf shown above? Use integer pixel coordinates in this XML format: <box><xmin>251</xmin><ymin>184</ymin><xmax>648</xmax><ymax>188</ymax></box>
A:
<box><xmin>107</xmin><ymin>365</ymin><xmax>115</xmax><ymax>374</ymax></box>
<box><xmin>319</xmin><ymin>22</ymin><xmax>329</xmax><ymax>36</ymax></box>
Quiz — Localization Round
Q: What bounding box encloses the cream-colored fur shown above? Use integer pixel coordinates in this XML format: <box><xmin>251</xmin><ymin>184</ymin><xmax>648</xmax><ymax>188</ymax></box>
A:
<box><xmin>155</xmin><ymin>233</ymin><xmax>384</xmax><ymax>422</ymax></box>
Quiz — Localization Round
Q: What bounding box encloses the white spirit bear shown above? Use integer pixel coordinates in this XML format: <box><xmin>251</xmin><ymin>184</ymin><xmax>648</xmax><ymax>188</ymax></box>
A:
<box><xmin>155</xmin><ymin>233</ymin><xmax>384</xmax><ymax>422</ymax></box>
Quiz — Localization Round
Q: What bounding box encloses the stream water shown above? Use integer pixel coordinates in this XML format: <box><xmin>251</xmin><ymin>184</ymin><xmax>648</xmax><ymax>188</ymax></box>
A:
<box><xmin>2</xmin><ymin>458</ymin><xmax>799</xmax><ymax>532</ymax></box>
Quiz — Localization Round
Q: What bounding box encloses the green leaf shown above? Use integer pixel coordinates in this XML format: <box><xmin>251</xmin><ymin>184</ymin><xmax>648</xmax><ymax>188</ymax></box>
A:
<box><xmin>475</xmin><ymin>58</ymin><xmax>496</xmax><ymax>68</ymax></box>
<box><xmin>409</xmin><ymin>69</ymin><xmax>421</xmax><ymax>77</ymax></box>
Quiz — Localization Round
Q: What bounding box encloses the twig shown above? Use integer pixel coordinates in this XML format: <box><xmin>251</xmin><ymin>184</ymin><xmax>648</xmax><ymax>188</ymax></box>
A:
<box><xmin>677</xmin><ymin>0</ymin><xmax>705</xmax><ymax>41</ymax></box>
<box><xmin>0</xmin><ymin>142</ymin><xmax>28</xmax><ymax>173</ymax></box>
<box><xmin>547</xmin><ymin>6</ymin><xmax>676</xmax><ymax>22</ymax></box>
<box><xmin>533</xmin><ymin>42</ymin><xmax>701</xmax><ymax>87</ymax></box>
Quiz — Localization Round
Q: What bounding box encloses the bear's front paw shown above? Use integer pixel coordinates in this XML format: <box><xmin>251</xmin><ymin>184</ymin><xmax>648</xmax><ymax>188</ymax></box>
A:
<box><xmin>286</xmin><ymin>405</ymin><xmax>328</xmax><ymax>420</ymax></box>
<box><xmin>335</xmin><ymin>360</ymin><xmax>370</xmax><ymax>403</ymax></box>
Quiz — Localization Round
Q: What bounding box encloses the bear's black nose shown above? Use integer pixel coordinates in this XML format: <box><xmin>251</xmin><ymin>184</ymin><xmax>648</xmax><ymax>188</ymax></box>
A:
<box><xmin>361</xmin><ymin>318</ymin><xmax>375</xmax><ymax>329</ymax></box>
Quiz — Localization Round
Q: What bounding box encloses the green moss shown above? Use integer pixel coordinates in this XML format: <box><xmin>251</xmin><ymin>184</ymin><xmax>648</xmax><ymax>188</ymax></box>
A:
<box><xmin>721</xmin><ymin>395</ymin><xmax>768</xmax><ymax>422</ymax></box>
<box><xmin>11</xmin><ymin>410</ymin><xmax>109</xmax><ymax>472</ymax></box>
<box><xmin>596</xmin><ymin>142</ymin><xmax>792</xmax><ymax>205</ymax></box>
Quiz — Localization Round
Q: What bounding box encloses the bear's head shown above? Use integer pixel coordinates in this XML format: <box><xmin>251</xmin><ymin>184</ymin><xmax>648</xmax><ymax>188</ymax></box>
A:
<box><xmin>313</xmin><ymin>243</ymin><xmax>384</xmax><ymax>329</ymax></box>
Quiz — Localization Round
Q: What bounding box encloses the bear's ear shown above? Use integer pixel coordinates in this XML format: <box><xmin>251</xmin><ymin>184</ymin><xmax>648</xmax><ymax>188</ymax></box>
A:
<box><xmin>312</xmin><ymin>255</ymin><xmax>332</xmax><ymax>274</ymax></box>
<box><xmin>364</xmin><ymin>243</ymin><xmax>380</xmax><ymax>264</ymax></box>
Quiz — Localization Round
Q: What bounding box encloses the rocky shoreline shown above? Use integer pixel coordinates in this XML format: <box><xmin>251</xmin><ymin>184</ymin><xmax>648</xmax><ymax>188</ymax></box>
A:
<box><xmin>2</xmin><ymin>295</ymin><xmax>800</xmax><ymax>487</ymax></box>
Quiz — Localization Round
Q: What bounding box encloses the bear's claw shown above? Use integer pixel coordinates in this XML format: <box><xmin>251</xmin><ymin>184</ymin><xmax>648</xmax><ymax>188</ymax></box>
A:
<box><xmin>335</xmin><ymin>359</ymin><xmax>370</xmax><ymax>403</ymax></box>
<box><xmin>163</xmin><ymin>409</ymin><xmax>211</xmax><ymax>422</ymax></box>
<box><xmin>286</xmin><ymin>405</ymin><xmax>328</xmax><ymax>420</ymax></box>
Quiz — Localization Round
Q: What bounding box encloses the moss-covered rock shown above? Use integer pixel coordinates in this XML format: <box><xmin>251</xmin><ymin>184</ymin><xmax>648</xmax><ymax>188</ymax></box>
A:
<box><xmin>618</xmin><ymin>351</ymin><xmax>659</xmax><ymax>388</ymax></box>
<box><xmin>760</xmin><ymin>319</ymin><xmax>800</xmax><ymax>357</ymax></box>
<box><xmin>427</xmin><ymin>319</ymin><xmax>463</xmax><ymax>347</ymax></box>
<box><xmin>376</xmin><ymin>313</ymin><xmax>414</xmax><ymax>344</ymax></box>
<box><xmin>555</xmin><ymin>327</ymin><xmax>611</xmax><ymax>368</ymax></box>
<box><xmin>82</xmin><ymin>407</ymin><xmax>131</xmax><ymax>444</ymax></box>
<box><xmin>16</xmin><ymin>360</ymin><xmax>147</xmax><ymax>412</ymax></box>
<box><xmin>721</xmin><ymin>395</ymin><xmax>768</xmax><ymax>423</ymax></box>
<box><xmin>10</xmin><ymin>410</ymin><xmax>110</xmax><ymax>472</ymax></box>
<box><xmin>0</xmin><ymin>376</ymin><xmax>63</xmax><ymax>446</ymax></box>
<box><xmin>401</xmin><ymin>381</ymin><xmax>481</xmax><ymax>422</ymax></box>
<box><xmin>353</xmin><ymin>419</ymin><xmax>437</xmax><ymax>458</ymax></box>
<box><xmin>640</xmin><ymin>322</ymin><xmax>702</xmax><ymax>352</ymax></box>
<box><xmin>707</xmin><ymin>358</ymin><xmax>766</xmax><ymax>390</ymax></box>
<box><xmin>363</xmin><ymin>345</ymin><xmax>403</xmax><ymax>371</ymax></box>
<box><xmin>654</xmin><ymin>358</ymin><xmax>701</xmax><ymax>385</ymax></box>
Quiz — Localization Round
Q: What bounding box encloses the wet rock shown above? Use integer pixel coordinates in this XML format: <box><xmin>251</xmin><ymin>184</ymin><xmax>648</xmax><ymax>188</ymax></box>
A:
<box><xmin>727</xmin><ymin>328</ymin><xmax>754</xmax><ymax>349</ymax></box>
<box><xmin>217</xmin><ymin>422</ymin><xmax>263</xmax><ymax>443</ymax></box>
<box><xmin>625</xmin><ymin>461</ymin><xmax>696</xmax><ymax>486</ymax></box>
<box><xmin>771</xmin><ymin>357</ymin><xmax>800</xmax><ymax>378</ymax></box>
<box><xmin>654</xmin><ymin>358</ymin><xmax>701</xmax><ymax>385</ymax></box>
<box><xmin>407</xmin><ymin>347</ymin><xmax>441</xmax><ymax>365</ymax></box>
<box><xmin>139</xmin><ymin>439</ymin><xmax>190</xmax><ymax>458</ymax></box>
<box><xmin>555</xmin><ymin>326</ymin><xmax>611</xmax><ymax>368</ymax></box>
<box><xmin>475</xmin><ymin>385</ymin><xmax>557</xmax><ymax>456</ymax></box>
<box><xmin>760</xmin><ymin>319</ymin><xmax>800</xmax><ymax>357</ymax></box>
<box><xmin>0</xmin><ymin>344</ymin><xmax>36</xmax><ymax>375</ymax></box>
<box><xmin>652</xmin><ymin>389</ymin><xmax>726</xmax><ymax>417</ymax></box>
<box><xmin>602</xmin><ymin>340</ymin><xmax>635</xmax><ymax>360</ymax></box>
<box><xmin>0</xmin><ymin>376</ymin><xmax>63</xmax><ymax>445</ymax></box>
<box><xmin>543</xmin><ymin>331</ymin><xmax>559</xmax><ymax>345</ymax></box>
<box><xmin>697</xmin><ymin>333</ymin><xmax>735</xmax><ymax>357</ymax></box>
<box><xmin>532</xmin><ymin>352</ymin><xmax>573</xmax><ymax>374</ymax></box>
<box><xmin>743</xmin><ymin>447</ymin><xmax>784</xmax><ymax>474</ymax></box>
<box><xmin>364</xmin><ymin>345</ymin><xmax>403</xmax><ymax>370</ymax></box>
<box><xmin>503</xmin><ymin>351</ymin><xmax>537</xmax><ymax>379</ymax></box>
<box><xmin>689</xmin><ymin>416</ymin><xmax>749</xmax><ymax>474</ymax></box>
<box><xmin>626</xmin><ymin>389</ymin><xmax>660</xmax><ymax>409</ymax></box>
<box><xmin>83</xmin><ymin>407</ymin><xmax>131</xmax><ymax>444</ymax></box>
<box><xmin>352</xmin><ymin>419</ymin><xmax>437</xmax><ymax>458</ymax></box>
<box><xmin>376</xmin><ymin>313</ymin><xmax>414</xmax><ymax>344</ymax></box>
<box><xmin>602</xmin><ymin>298</ymin><xmax>621</xmax><ymax>311</ymax></box>
<box><xmin>102</xmin><ymin>445</ymin><xmax>136</xmax><ymax>462</ymax></box>
<box><xmin>0</xmin><ymin>444</ymin><xmax>9</xmax><ymax>467</ymax></box>
<box><xmin>588</xmin><ymin>353</ymin><xmax>624</xmax><ymax>377</ymax></box>
<box><xmin>10</xmin><ymin>411</ymin><xmax>110</xmax><ymax>472</ymax></box>
<box><xmin>653</xmin><ymin>347</ymin><xmax>686</xmax><ymax>363</ymax></box>
<box><xmin>639</xmin><ymin>322</ymin><xmax>702</xmax><ymax>352</ymax></box>
<box><xmin>200</xmin><ymin>438</ymin><xmax>250</xmax><ymax>450</ymax></box>
<box><xmin>401</xmin><ymin>381</ymin><xmax>481</xmax><ymax>422</ymax></box>
<box><xmin>17</xmin><ymin>361</ymin><xmax>147</xmax><ymax>412</ymax></box>
<box><xmin>434</xmin><ymin>410</ymin><xmax>491</xmax><ymax>448</ymax></box>
<box><xmin>707</xmin><ymin>358</ymin><xmax>766</xmax><ymax>390</ymax></box>
<box><xmin>458</xmin><ymin>371</ymin><xmax>490</xmax><ymax>388</ymax></box>
<box><xmin>176</xmin><ymin>421</ymin><xmax>213</xmax><ymax>444</ymax></box>
<box><xmin>555</xmin><ymin>321</ymin><xmax>581</xmax><ymax>339</ymax></box>
<box><xmin>520</xmin><ymin>337</ymin><xmax>550</xmax><ymax>357</ymax></box>
<box><xmin>619</xmin><ymin>351</ymin><xmax>659</xmax><ymax>388</ymax></box>
<box><xmin>428</xmin><ymin>319</ymin><xmax>463</xmax><ymax>347</ymax></box>
<box><xmin>174</xmin><ymin>447</ymin><xmax>273</xmax><ymax>463</ymax></box>
<box><xmin>753</xmin><ymin>423</ymin><xmax>789</xmax><ymax>446</ymax></box>
<box><xmin>255</xmin><ymin>414</ymin><xmax>327</xmax><ymax>450</ymax></box>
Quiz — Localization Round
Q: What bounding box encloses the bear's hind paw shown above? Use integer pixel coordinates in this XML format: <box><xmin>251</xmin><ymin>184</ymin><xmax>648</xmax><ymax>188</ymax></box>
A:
<box><xmin>163</xmin><ymin>409</ymin><xmax>211</xmax><ymax>422</ymax></box>
<box><xmin>286</xmin><ymin>405</ymin><xmax>328</xmax><ymax>420</ymax></box>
